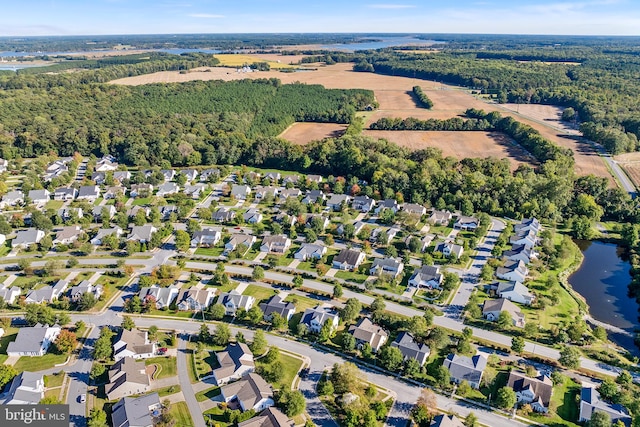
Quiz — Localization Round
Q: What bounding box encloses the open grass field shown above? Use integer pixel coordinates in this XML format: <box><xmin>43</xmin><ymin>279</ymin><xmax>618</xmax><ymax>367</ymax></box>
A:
<box><xmin>613</xmin><ymin>152</ymin><xmax>640</xmax><ymax>189</ymax></box>
<box><xmin>363</xmin><ymin>130</ymin><xmax>535</xmax><ymax>169</ymax></box>
<box><xmin>213</xmin><ymin>54</ymin><xmax>295</xmax><ymax>69</ymax></box>
<box><xmin>279</xmin><ymin>122</ymin><xmax>348</xmax><ymax>144</ymax></box>
<box><xmin>110</xmin><ymin>62</ymin><xmax>611</xmax><ymax>181</ymax></box>
<box><xmin>170</xmin><ymin>401</ymin><xmax>195</xmax><ymax>427</ymax></box>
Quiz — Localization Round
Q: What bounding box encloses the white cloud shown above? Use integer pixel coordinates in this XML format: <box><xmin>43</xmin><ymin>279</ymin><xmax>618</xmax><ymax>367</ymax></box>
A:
<box><xmin>368</xmin><ymin>4</ymin><xmax>416</xmax><ymax>9</ymax></box>
<box><xmin>188</xmin><ymin>13</ymin><xmax>225</xmax><ymax>18</ymax></box>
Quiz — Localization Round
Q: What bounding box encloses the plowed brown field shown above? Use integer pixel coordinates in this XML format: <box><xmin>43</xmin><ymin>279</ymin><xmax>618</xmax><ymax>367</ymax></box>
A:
<box><xmin>279</xmin><ymin>123</ymin><xmax>348</xmax><ymax>144</ymax></box>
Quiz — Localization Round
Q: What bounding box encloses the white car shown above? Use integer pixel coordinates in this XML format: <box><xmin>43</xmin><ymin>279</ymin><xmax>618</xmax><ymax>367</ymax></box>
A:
<box><xmin>79</xmin><ymin>394</ymin><xmax>86</xmax><ymax>403</ymax></box>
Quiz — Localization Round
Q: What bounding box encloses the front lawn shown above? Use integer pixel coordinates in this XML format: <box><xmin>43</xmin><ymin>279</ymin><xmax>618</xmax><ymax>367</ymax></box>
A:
<box><xmin>527</xmin><ymin>376</ymin><xmax>580</xmax><ymax>427</ymax></box>
<box><xmin>195</xmin><ymin>385</ymin><xmax>221</xmax><ymax>402</ymax></box>
<box><xmin>255</xmin><ymin>352</ymin><xmax>303</xmax><ymax>389</ymax></box>
<box><xmin>284</xmin><ymin>294</ymin><xmax>323</xmax><ymax>312</ymax></box>
<box><xmin>44</xmin><ymin>371</ymin><xmax>65</xmax><ymax>388</ymax></box>
<box><xmin>156</xmin><ymin>384</ymin><xmax>181</xmax><ymax>397</ymax></box>
<box><xmin>242</xmin><ymin>284</ymin><xmax>277</xmax><ymax>303</ymax></box>
<box><xmin>144</xmin><ymin>356</ymin><xmax>177</xmax><ymax>379</ymax></box>
<box><xmin>13</xmin><ymin>353</ymin><xmax>68</xmax><ymax>373</ymax></box>
<box><xmin>132</xmin><ymin>197</ymin><xmax>151</xmax><ymax>206</ymax></box>
<box><xmin>334</xmin><ymin>270</ymin><xmax>369</xmax><ymax>284</ymax></box>
<box><xmin>203</xmin><ymin>406</ymin><xmax>232</xmax><ymax>427</ymax></box>
<box><xmin>170</xmin><ymin>401</ymin><xmax>195</xmax><ymax>427</ymax></box>
<box><xmin>195</xmin><ymin>247</ymin><xmax>225</xmax><ymax>257</ymax></box>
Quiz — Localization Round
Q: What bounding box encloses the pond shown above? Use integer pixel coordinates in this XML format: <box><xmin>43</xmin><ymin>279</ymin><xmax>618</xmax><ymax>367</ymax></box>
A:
<box><xmin>568</xmin><ymin>240</ymin><xmax>638</xmax><ymax>351</ymax></box>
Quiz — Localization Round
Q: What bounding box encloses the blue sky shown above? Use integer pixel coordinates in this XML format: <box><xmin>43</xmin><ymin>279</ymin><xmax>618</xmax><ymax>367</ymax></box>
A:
<box><xmin>2</xmin><ymin>0</ymin><xmax>639</xmax><ymax>36</ymax></box>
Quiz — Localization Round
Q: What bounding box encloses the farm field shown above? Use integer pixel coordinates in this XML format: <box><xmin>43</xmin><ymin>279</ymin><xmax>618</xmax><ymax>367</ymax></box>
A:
<box><xmin>279</xmin><ymin>122</ymin><xmax>348</xmax><ymax>144</ymax></box>
<box><xmin>213</xmin><ymin>53</ymin><xmax>295</xmax><ymax>69</ymax></box>
<box><xmin>110</xmin><ymin>62</ymin><xmax>611</xmax><ymax>181</ymax></box>
<box><xmin>614</xmin><ymin>152</ymin><xmax>640</xmax><ymax>189</ymax></box>
<box><xmin>363</xmin><ymin>130</ymin><xmax>535</xmax><ymax>169</ymax></box>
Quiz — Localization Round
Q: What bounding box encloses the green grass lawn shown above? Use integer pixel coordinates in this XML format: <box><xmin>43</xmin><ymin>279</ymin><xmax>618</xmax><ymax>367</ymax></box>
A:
<box><xmin>335</xmin><ymin>270</ymin><xmax>369</xmax><ymax>283</ymax></box>
<box><xmin>242</xmin><ymin>243</ymin><xmax>261</xmax><ymax>261</ymax></box>
<box><xmin>156</xmin><ymin>384</ymin><xmax>181</xmax><ymax>397</ymax></box>
<box><xmin>90</xmin><ymin>275</ymin><xmax>128</xmax><ymax>312</ymax></box>
<box><xmin>0</xmin><ymin>327</ymin><xmax>19</xmax><ymax>353</ymax></box>
<box><xmin>44</xmin><ymin>371</ymin><xmax>65</xmax><ymax>388</ymax></box>
<box><xmin>146</xmin><ymin>308</ymin><xmax>195</xmax><ymax>319</ymax></box>
<box><xmin>9</xmin><ymin>275</ymin><xmax>41</xmax><ymax>291</ymax></box>
<box><xmin>295</xmin><ymin>261</ymin><xmax>317</xmax><ymax>272</ymax></box>
<box><xmin>45</xmin><ymin>200</ymin><xmax>65</xmax><ymax>210</ymax></box>
<box><xmin>0</xmin><ymin>244</ymin><xmax>10</xmax><ymax>258</ymax></box>
<box><xmin>527</xmin><ymin>376</ymin><xmax>580</xmax><ymax>427</ymax></box>
<box><xmin>243</xmin><ymin>284</ymin><xmax>277</xmax><ymax>302</ymax></box>
<box><xmin>255</xmin><ymin>353</ymin><xmax>303</xmax><ymax>389</ymax></box>
<box><xmin>203</xmin><ymin>405</ymin><xmax>232</xmax><ymax>427</ymax></box>
<box><xmin>284</xmin><ymin>294</ymin><xmax>322</xmax><ymax>312</ymax></box>
<box><xmin>144</xmin><ymin>356</ymin><xmax>177</xmax><ymax>379</ymax></box>
<box><xmin>132</xmin><ymin>197</ymin><xmax>151</xmax><ymax>206</ymax></box>
<box><xmin>195</xmin><ymin>385</ymin><xmax>221</xmax><ymax>402</ymax></box>
<box><xmin>13</xmin><ymin>353</ymin><xmax>68</xmax><ymax>373</ymax></box>
<box><xmin>170</xmin><ymin>401</ymin><xmax>195</xmax><ymax>427</ymax></box>
<box><xmin>195</xmin><ymin>247</ymin><xmax>225</xmax><ymax>257</ymax></box>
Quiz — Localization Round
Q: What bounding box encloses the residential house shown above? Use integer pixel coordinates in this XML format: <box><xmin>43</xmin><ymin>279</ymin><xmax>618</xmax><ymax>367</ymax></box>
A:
<box><xmin>454</xmin><ymin>215</ymin><xmax>479</xmax><ymax>231</ymax></box>
<box><xmin>57</xmin><ymin>207</ymin><xmax>83</xmax><ymax>222</ymax></box>
<box><xmin>370</xmin><ymin>226</ymin><xmax>397</xmax><ymax>244</ymax></box>
<box><xmin>278</xmin><ymin>188</ymin><xmax>302</xmax><ymax>202</ymax></box>
<box><xmin>348</xmin><ymin>318</ymin><xmax>388</xmax><ymax>352</ymax></box>
<box><xmin>243</xmin><ymin>208</ymin><xmax>263</xmax><ymax>224</ymax></box>
<box><xmin>0</xmin><ymin>158</ymin><xmax>7</xmax><ymax>173</ymax></box>
<box><xmin>375</xmin><ymin>199</ymin><xmax>399</xmax><ymax>214</ymax></box>
<box><xmin>231</xmin><ymin>184</ymin><xmax>252</xmax><ymax>200</ymax></box>
<box><xmin>44</xmin><ymin>160</ymin><xmax>69</xmax><ymax>181</ymax></box>
<box><xmin>6</xmin><ymin>324</ymin><xmax>61</xmax><ymax>357</ymax></box>
<box><xmin>127</xmin><ymin>206</ymin><xmax>150</xmax><ymax>219</ymax></box>
<box><xmin>401</xmin><ymin>203</ymin><xmax>427</xmax><ymax>216</ymax></box>
<box><xmin>337</xmin><ymin>220</ymin><xmax>367</xmax><ymax>237</ymax></box>
<box><xmin>52</xmin><ymin>225</ymin><xmax>83</xmax><ymax>245</ymax></box>
<box><xmin>28</xmin><ymin>189</ymin><xmax>50</xmax><ymax>205</ymax></box>
<box><xmin>91</xmin><ymin>226</ymin><xmax>123</xmax><ymax>245</ymax></box>
<box><xmin>507</xmin><ymin>370</ymin><xmax>553</xmax><ymax>413</ymax></box>
<box><xmin>482</xmin><ymin>298</ymin><xmax>526</xmax><ymax>328</ymax></box>
<box><xmin>113</xmin><ymin>171</ymin><xmax>131</xmax><ymax>184</ymax></box>
<box><xmin>294</xmin><ymin>243</ymin><xmax>327</xmax><ymax>261</ymax></box>
<box><xmin>430</xmin><ymin>415</ymin><xmax>466</xmax><ymax>427</ymax></box>
<box><xmin>111</xmin><ymin>393</ymin><xmax>161</xmax><ymax>427</ymax></box>
<box><xmin>106</xmin><ymin>357</ymin><xmax>151</xmax><ymax>401</ymax></box>
<box><xmin>221</xmin><ymin>373</ymin><xmax>274</xmax><ymax>412</ymax></box>
<box><xmin>104</xmin><ymin>186</ymin><xmax>125</xmax><ymax>200</ymax></box>
<box><xmin>369</xmin><ymin>257</ymin><xmax>404</xmax><ymax>279</ymax></box>
<box><xmin>95</xmin><ymin>156</ymin><xmax>119</xmax><ymax>172</ymax></box>
<box><xmin>238</xmin><ymin>407</ymin><xmax>293</xmax><ymax>427</ymax></box>
<box><xmin>182</xmin><ymin>169</ymin><xmax>199</xmax><ymax>182</ymax></box>
<box><xmin>264</xmin><ymin>172</ymin><xmax>281</xmax><ymax>182</ymax></box>
<box><xmin>391</xmin><ymin>332</ymin><xmax>431</xmax><ymax>366</ymax></box>
<box><xmin>503</xmin><ymin>243</ymin><xmax>533</xmax><ymax>264</ymax></box>
<box><xmin>273</xmin><ymin>212</ymin><xmax>296</xmax><ymax>228</ymax></box>
<box><xmin>442</xmin><ymin>353</ymin><xmax>487</xmax><ymax>389</ymax></box>
<box><xmin>254</xmin><ymin>186</ymin><xmax>279</xmax><ymax>200</ymax></box>
<box><xmin>200</xmin><ymin>168</ymin><xmax>221</xmax><ymax>183</ymax></box>
<box><xmin>159</xmin><ymin>205</ymin><xmax>178</xmax><ymax>221</ymax></box>
<box><xmin>282</xmin><ymin>175</ymin><xmax>299</xmax><ymax>185</ymax></box>
<box><xmin>496</xmin><ymin>260</ymin><xmax>528</xmax><ymax>283</ymax></box>
<box><xmin>300</xmin><ymin>305</ymin><xmax>339</xmax><ymax>333</ymax></box>
<box><xmin>260</xmin><ymin>235</ymin><xmax>291</xmax><ymax>254</ymax></box>
<box><xmin>326</xmin><ymin>194</ymin><xmax>350</xmax><ymax>211</ymax></box>
<box><xmin>219</xmin><ymin>290</ymin><xmax>255</xmax><ymax>316</ymax></box>
<box><xmin>428</xmin><ymin>210</ymin><xmax>453</xmax><ymax>225</ymax></box>
<box><xmin>113</xmin><ymin>328</ymin><xmax>156</xmax><ymax>361</ymax></box>
<box><xmin>160</xmin><ymin>169</ymin><xmax>175</xmax><ymax>182</ymax></box>
<box><xmin>156</xmin><ymin>182</ymin><xmax>179</xmax><ymax>197</ymax></box>
<box><xmin>260</xmin><ymin>294</ymin><xmax>296</xmax><ymax>321</ymax></box>
<box><xmin>138</xmin><ymin>284</ymin><xmax>180</xmax><ymax>310</ymax></box>
<box><xmin>2</xmin><ymin>190</ymin><xmax>24</xmax><ymax>207</ymax></box>
<box><xmin>177</xmin><ymin>287</ymin><xmax>217</xmax><ymax>312</ymax></box>
<box><xmin>77</xmin><ymin>185</ymin><xmax>101</xmax><ymax>201</ymax></box>
<box><xmin>12</xmin><ymin>228</ymin><xmax>45</xmax><ymax>249</ymax></box>
<box><xmin>579</xmin><ymin>385</ymin><xmax>631</xmax><ymax>426</ymax></box>
<box><xmin>93</xmin><ymin>205</ymin><xmax>116</xmax><ymax>222</ymax></box>
<box><xmin>1</xmin><ymin>372</ymin><xmax>44</xmax><ymax>405</ymax></box>
<box><xmin>213</xmin><ymin>342</ymin><xmax>255</xmax><ymax>385</ymax></box>
<box><xmin>130</xmin><ymin>184</ymin><xmax>153</xmax><ymax>198</ymax></box>
<box><xmin>435</xmin><ymin>242</ymin><xmax>464</xmax><ymax>259</ymax></box>
<box><xmin>184</xmin><ymin>183</ymin><xmax>206</xmax><ymax>199</ymax></box>
<box><xmin>352</xmin><ymin>195</ymin><xmax>375</xmax><ymax>212</ymax></box>
<box><xmin>515</xmin><ymin>218</ymin><xmax>541</xmax><ymax>235</ymax></box>
<box><xmin>0</xmin><ymin>286</ymin><xmax>21</xmax><ymax>305</ymax></box>
<box><xmin>510</xmin><ymin>229</ymin><xmax>538</xmax><ymax>249</ymax></box>
<box><xmin>408</xmin><ymin>265</ymin><xmax>443</xmax><ymax>289</ymax></box>
<box><xmin>225</xmin><ymin>234</ymin><xmax>256</xmax><ymax>254</ymax></box>
<box><xmin>405</xmin><ymin>234</ymin><xmax>435</xmax><ymax>253</ymax></box>
<box><xmin>495</xmin><ymin>281</ymin><xmax>535</xmax><ymax>305</ymax></box>
<box><xmin>25</xmin><ymin>280</ymin><xmax>69</xmax><ymax>304</ymax></box>
<box><xmin>212</xmin><ymin>207</ymin><xmax>237</xmax><ymax>223</ymax></box>
<box><xmin>54</xmin><ymin>187</ymin><xmax>77</xmax><ymax>201</ymax></box>
<box><xmin>302</xmin><ymin>190</ymin><xmax>325</xmax><ymax>205</ymax></box>
<box><xmin>91</xmin><ymin>171</ymin><xmax>106</xmax><ymax>185</ymax></box>
<box><xmin>305</xmin><ymin>214</ymin><xmax>330</xmax><ymax>231</ymax></box>
<box><xmin>306</xmin><ymin>174</ymin><xmax>323</xmax><ymax>183</ymax></box>
<box><xmin>191</xmin><ymin>228</ymin><xmax>222</xmax><ymax>248</ymax></box>
<box><xmin>69</xmin><ymin>280</ymin><xmax>103</xmax><ymax>302</ymax></box>
<box><xmin>127</xmin><ymin>225</ymin><xmax>157</xmax><ymax>244</ymax></box>
<box><xmin>332</xmin><ymin>248</ymin><xmax>366</xmax><ymax>271</ymax></box>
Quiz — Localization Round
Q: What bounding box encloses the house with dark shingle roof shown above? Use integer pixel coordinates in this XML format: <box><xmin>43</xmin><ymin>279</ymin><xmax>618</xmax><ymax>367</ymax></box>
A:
<box><xmin>260</xmin><ymin>294</ymin><xmax>296</xmax><ymax>321</ymax></box>
<box><xmin>348</xmin><ymin>318</ymin><xmax>388</xmax><ymax>352</ymax></box>
<box><xmin>1</xmin><ymin>371</ymin><xmax>44</xmax><ymax>405</ymax></box>
<box><xmin>294</xmin><ymin>243</ymin><xmax>327</xmax><ymax>261</ymax></box>
<box><xmin>430</xmin><ymin>414</ymin><xmax>466</xmax><ymax>427</ymax></box>
<box><xmin>176</xmin><ymin>287</ymin><xmax>217</xmax><ymax>312</ymax></box>
<box><xmin>332</xmin><ymin>248</ymin><xmax>365</xmax><ymax>271</ymax></box>
<box><xmin>391</xmin><ymin>332</ymin><xmax>431</xmax><ymax>366</ymax></box>
<box><xmin>482</xmin><ymin>298</ymin><xmax>526</xmax><ymax>328</ymax></box>
<box><xmin>369</xmin><ymin>257</ymin><xmax>404</xmax><ymax>279</ymax></box>
<box><xmin>111</xmin><ymin>393</ymin><xmax>161</xmax><ymax>427</ymax></box>
<box><xmin>300</xmin><ymin>305</ymin><xmax>339</xmax><ymax>334</ymax></box>
<box><xmin>219</xmin><ymin>290</ymin><xmax>255</xmax><ymax>316</ymax></box>
<box><xmin>106</xmin><ymin>357</ymin><xmax>151</xmax><ymax>401</ymax></box>
<box><xmin>443</xmin><ymin>353</ymin><xmax>487</xmax><ymax>389</ymax></box>
<box><xmin>221</xmin><ymin>373</ymin><xmax>274</xmax><ymax>413</ymax></box>
<box><xmin>408</xmin><ymin>265</ymin><xmax>443</xmax><ymax>289</ymax></box>
<box><xmin>113</xmin><ymin>329</ymin><xmax>156</xmax><ymax>362</ymax></box>
<box><xmin>579</xmin><ymin>385</ymin><xmax>631</xmax><ymax>426</ymax></box>
<box><xmin>238</xmin><ymin>407</ymin><xmax>293</xmax><ymax>427</ymax></box>
<box><xmin>213</xmin><ymin>342</ymin><xmax>255</xmax><ymax>385</ymax></box>
<box><xmin>6</xmin><ymin>324</ymin><xmax>61</xmax><ymax>357</ymax></box>
<box><xmin>507</xmin><ymin>370</ymin><xmax>553</xmax><ymax>413</ymax></box>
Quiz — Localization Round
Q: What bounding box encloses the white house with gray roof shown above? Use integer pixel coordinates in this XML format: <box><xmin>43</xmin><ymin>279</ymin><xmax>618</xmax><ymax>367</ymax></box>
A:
<box><xmin>443</xmin><ymin>353</ymin><xmax>487</xmax><ymax>389</ymax></box>
<box><xmin>409</xmin><ymin>265</ymin><xmax>443</xmax><ymax>289</ymax></box>
<box><xmin>300</xmin><ymin>305</ymin><xmax>339</xmax><ymax>333</ymax></box>
<box><xmin>326</xmin><ymin>194</ymin><xmax>350</xmax><ymax>211</ymax></box>
<box><xmin>294</xmin><ymin>243</ymin><xmax>327</xmax><ymax>261</ymax></box>
<box><xmin>332</xmin><ymin>248</ymin><xmax>365</xmax><ymax>271</ymax></box>
<box><xmin>1</xmin><ymin>372</ymin><xmax>45</xmax><ymax>405</ymax></box>
<box><xmin>191</xmin><ymin>228</ymin><xmax>221</xmax><ymax>248</ymax></box>
<box><xmin>156</xmin><ymin>182</ymin><xmax>179</xmax><ymax>197</ymax></box>
<box><xmin>28</xmin><ymin>189</ymin><xmax>50</xmax><ymax>205</ymax></box>
<box><xmin>260</xmin><ymin>294</ymin><xmax>296</xmax><ymax>321</ymax></box>
<box><xmin>0</xmin><ymin>286</ymin><xmax>21</xmax><ymax>305</ymax></box>
<box><xmin>12</xmin><ymin>228</ymin><xmax>46</xmax><ymax>249</ymax></box>
<box><xmin>138</xmin><ymin>284</ymin><xmax>179</xmax><ymax>309</ymax></box>
<box><xmin>231</xmin><ymin>184</ymin><xmax>251</xmax><ymax>200</ymax></box>
<box><xmin>2</xmin><ymin>190</ymin><xmax>24</xmax><ymax>207</ymax></box>
<box><xmin>7</xmin><ymin>324</ymin><xmax>61</xmax><ymax>357</ymax></box>
<box><xmin>392</xmin><ymin>332</ymin><xmax>431</xmax><ymax>366</ymax></box>
<box><xmin>369</xmin><ymin>257</ymin><xmax>404</xmax><ymax>279</ymax></box>
<box><xmin>127</xmin><ymin>225</ymin><xmax>157</xmax><ymax>243</ymax></box>
<box><xmin>219</xmin><ymin>290</ymin><xmax>255</xmax><ymax>316</ymax></box>
<box><xmin>579</xmin><ymin>385</ymin><xmax>631</xmax><ymax>426</ymax></box>
<box><xmin>25</xmin><ymin>279</ymin><xmax>69</xmax><ymax>304</ymax></box>
<box><xmin>111</xmin><ymin>392</ymin><xmax>161</xmax><ymax>427</ymax></box>
<box><xmin>77</xmin><ymin>185</ymin><xmax>100</xmax><ymax>201</ymax></box>
<box><xmin>91</xmin><ymin>226</ymin><xmax>124</xmax><ymax>245</ymax></box>
<box><xmin>54</xmin><ymin>187</ymin><xmax>77</xmax><ymax>201</ymax></box>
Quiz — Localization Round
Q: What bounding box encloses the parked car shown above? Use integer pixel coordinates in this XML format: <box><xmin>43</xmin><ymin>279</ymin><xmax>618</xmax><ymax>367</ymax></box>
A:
<box><xmin>158</xmin><ymin>347</ymin><xmax>168</xmax><ymax>355</ymax></box>
<box><xmin>79</xmin><ymin>394</ymin><xmax>86</xmax><ymax>403</ymax></box>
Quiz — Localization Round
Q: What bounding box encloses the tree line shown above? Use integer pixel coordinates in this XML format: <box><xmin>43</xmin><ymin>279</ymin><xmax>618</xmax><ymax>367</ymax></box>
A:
<box><xmin>411</xmin><ymin>86</ymin><xmax>433</xmax><ymax>109</ymax></box>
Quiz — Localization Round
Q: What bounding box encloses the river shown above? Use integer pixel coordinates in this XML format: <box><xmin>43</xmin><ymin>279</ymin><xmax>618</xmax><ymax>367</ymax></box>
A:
<box><xmin>568</xmin><ymin>240</ymin><xmax>638</xmax><ymax>352</ymax></box>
